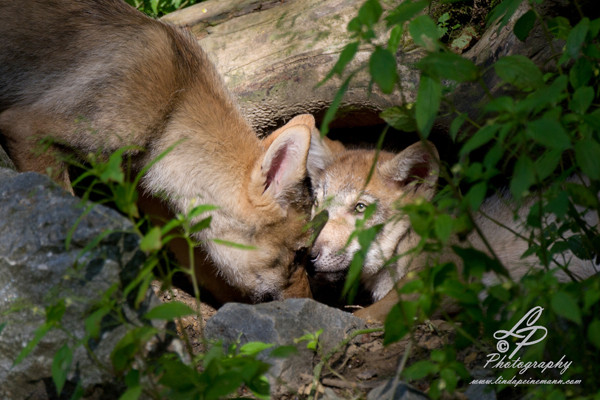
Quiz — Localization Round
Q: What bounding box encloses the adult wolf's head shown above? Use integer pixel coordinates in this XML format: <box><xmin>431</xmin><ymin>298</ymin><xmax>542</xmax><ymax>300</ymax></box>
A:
<box><xmin>142</xmin><ymin>113</ymin><xmax>317</xmax><ymax>303</ymax></box>
<box><xmin>307</xmin><ymin>138</ymin><xmax>439</xmax><ymax>300</ymax></box>
<box><xmin>202</xmin><ymin>115</ymin><xmax>317</xmax><ymax>302</ymax></box>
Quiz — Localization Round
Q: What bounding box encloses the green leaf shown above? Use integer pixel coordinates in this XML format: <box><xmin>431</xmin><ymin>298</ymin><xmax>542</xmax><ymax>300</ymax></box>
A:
<box><xmin>347</xmin><ymin>17</ymin><xmax>362</xmax><ymax>33</ymax></box>
<box><xmin>450</xmin><ymin>114</ymin><xmax>467</xmax><ymax>142</ymax></box>
<box><xmin>488</xmin><ymin>284</ymin><xmax>511</xmax><ymax>302</ymax></box>
<box><xmin>206</xmin><ymin>371</ymin><xmax>245</xmax><ymax>399</ymax></box>
<box><xmin>416</xmin><ymin>75</ymin><xmax>441</xmax><ymax>137</ymax></box>
<box><xmin>294</xmin><ymin>329</ymin><xmax>323</xmax><ymax>350</ymax></box>
<box><xmin>465</xmin><ymin>181</ymin><xmax>487</xmax><ymax>211</ymax></box>
<box><xmin>13</xmin><ymin>323</ymin><xmax>52</xmax><ymax>366</ymax></box>
<box><xmin>453</xmin><ymin>246</ymin><xmax>506</xmax><ymax>278</ymax></box>
<box><xmin>409</xmin><ymin>15</ymin><xmax>440</xmax><ymax>51</ymax></box>
<box><xmin>440</xmin><ymin>367</ymin><xmax>460</xmax><ymax>392</ymax></box>
<box><xmin>144</xmin><ymin>301</ymin><xmax>195</xmax><ymax>320</ymax></box>
<box><xmin>526</xmin><ymin>118</ymin><xmax>571</xmax><ymax>150</ymax></box>
<box><xmin>52</xmin><ymin>344</ymin><xmax>73</xmax><ymax>396</ymax></box>
<box><xmin>440</xmin><ymin>279</ymin><xmax>479</xmax><ymax>304</ymax></box>
<box><xmin>569</xmin><ymin>86</ymin><xmax>594</xmax><ymax>114</ymax></box>
<box><xmin>358</xmin><ymin>0</ymin><xmax>382</xmax><ymax>27</ymax></box>
<box><xmin>569</xmin><ymin>58</ymin><xmax>593</xmax><ymax>88</ymax></box>
<box><xmin>494</xmin><ymin>55</ymin><xmax>543</xmax><ymax>89</ymax></box>
<box><xmin>111</xmin><ymin>326</ymin><xmax>158</xmax><ymax>372</ymax></box>
<box><xmin>403</xmin><ymin>360</ymin><xmax>438</xmax><ymax>380</ymax></box>
<box><xmin>551</xmin><ymin>291</ymin><xmax>582</xmax><ymax>325</ymax></box>
<box><xmin>124</xmin><ymin>369</ymin><xmax>140</xmax><ymax>387</ymax></box>
<box><xmin>547</xmin><ymin>16</ymin><xmax>571</xmax><ymax>39</ymax></box>
<box><xmin>188</xmin><ymin>204</ymin><xmax>218</xmax><ymax>220</ymax></box>
<box><xmin>119</xmin><ymin>386</ymin><xmax>142</xmax><ymax>400</ymax></box>
<box><xmin>513</xmin><ymin>9</ymin><xmax>536</xmax><ymax>41</ymax></box>
<box><xmin>486</xmin><ymin>0</ymin><xmax>523</xmax><ymax>29</ymax></box>
<box><xmin>565</xmin><ymin>18</ymin><xmax>589</xmax><ymax>59</ymax></box>
<box><xmin>150</xmin><ymin>0</ymin><xmax>159</xmax><ymax>15</ymax></box>
<box><xmin>46</xmin><ymin>299</ymin><xmax>66</xmax><ymax>325</ymax></box>
<box><xmin>190</xmin><ymin>216</ymin><xmax>212</xmax><ymax>234</ymax></box>
<box><xmin>384</xmin><ymin>301</ymin><xmax>416</xmax><ymax>344</ymax></box>
<box><xmin>510</xmin><ymin>156</ymin><xmax>535</xmax><ymax>198</ymax></box>
<box><xmin>534</xmin><ymin>149</ymin><xmax>562</xmax><ymax>180</ymax></box>
<box><xmin>460</xmin><ymin>124</ymin><xmax>498</xmax><ymax>156</ymax></box>
<box><xmin>584</xmin><ymin>109</ymin><xmax>600</xmax><ymax>131</ymax></box>
<box><xmin>85</xmin><ymin>306</ymin><xmax>111</xmax><ymax>339</ymax></box>
<box><xmin>239</xmin><ymin>342</ymin><xmax>275</xmax><ymax>356</ymax></box>
<box><xmin>434</xmin><ymin>214</ymin><xmax>453</xmax><ymax>243</ymax></box>
<box><xmin>100</xmin><ymin>150</ymin><xmax>125</xmax><ymax>184</ymax></box>
<box><xmin>519</xmin><ymin>75</ymin><xmax>568</xmax><ymax>113</ymax></box>
<box><xmin>566</xmin><ymin>182</ymin><xmax>598</xmax><ymax>208</ymax></box>
<box><xmin>574</xmin><ymin>139</ymin><xmax>600</xmax><ymax>180</ymax></box>
<box><xmin>0</xmin><ymin>322</ymin><xmax>6</xmax><ymax>336</ymax></box>
<box><xmin>212</xmin><ymin>238</ymin><xmax>257</xmax><ymax>250</ymax></box>
<box><xmin>545</xmin><ymin>190</ymin><xmax>569</xmax><ymax>219</ymax></box>
<box><xmin>370</xmin><ymin>47</ymin><xmax>398</xmax><ymax>94</ymax></box>
<box><xmin>323</xmin><ymin>42</ymin><xmax>359</xmax><ymax>83</ymax></box>
<box><xmin>417</xmin><ymin>52</ymin><xmax>479</xmax><ymax>82</ymax></box>
<box><xmin>270</xmin><ymin>345</ymin><xmax>298</xmax><ymax>358</ymax></box>
<box><xmin>114</xmin><ymin>184</ymin><xmax>139</xmax><ymax>217</ymax></box>
<box><xmin>588</xmin><ymin>320</ymin><xmax>600</xmax><ymax>349</ymax></box>
<box><xmin>343</xmin><ymin>251</ymin><xmax>364</xmax><ymax>303</ymax></box>
<box><xmin>388</xmin><ymin>25</ymin><xmax>404</xmax><ymax>52</ymax></box>
<box><xmin>380</xmin><ymin>107</ymin><xmax>416</xmax><ymax>132</ymax></box>
<box><xmin>584</xmin><ymin>290</ymin><xmax>600</xmax><ymax>312</ymax></box>
<box><xmin>140</xmin><ymin>226</ymin><xmax>162</xmax><ymax>252</ymax></box>
<box><xmin>386</xmin><ymin>0</ymin><xmax>428</xmax><ymax>26</ymax></box>
<box><xmin>159</xmin><ymin>358</ymin><xmax>200</xmax><ymax>389</ymax></box>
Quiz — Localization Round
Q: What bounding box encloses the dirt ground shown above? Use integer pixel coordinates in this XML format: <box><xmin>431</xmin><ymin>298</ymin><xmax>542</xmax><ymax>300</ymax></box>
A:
<box><xmin>151</xmin><ymin>281</ymin><xmax>489</xmax><ymax>399</ymax></box>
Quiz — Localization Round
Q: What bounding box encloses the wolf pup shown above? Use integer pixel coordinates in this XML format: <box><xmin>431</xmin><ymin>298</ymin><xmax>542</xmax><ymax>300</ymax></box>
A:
<box><xmin>0</xmin><ymin>0</ymin><xmax>313</xmax><ymax>302</ymax></box>
<box><xmin>307</xmin><ymin>139</ymin><xmax>599</xmax><ymax>319</ymax></box>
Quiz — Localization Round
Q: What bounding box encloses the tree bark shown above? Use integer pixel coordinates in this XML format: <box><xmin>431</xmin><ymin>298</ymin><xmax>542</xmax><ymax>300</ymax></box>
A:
<box><xmin>163</xmin><ymin>0</ymin><xmax>422</xmax><ymax>134</ymax></box>
<box><xmin>164</xmin><ymin>0</ymin><xmax>595</xmax><ymax>135</ymax></box>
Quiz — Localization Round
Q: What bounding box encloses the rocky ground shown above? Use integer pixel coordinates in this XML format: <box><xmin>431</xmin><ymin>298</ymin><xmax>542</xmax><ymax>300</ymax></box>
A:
<box><xmin>152</xmin><ymin>281</ymin><xmax>493</xmax><ymax>400</ymax></box>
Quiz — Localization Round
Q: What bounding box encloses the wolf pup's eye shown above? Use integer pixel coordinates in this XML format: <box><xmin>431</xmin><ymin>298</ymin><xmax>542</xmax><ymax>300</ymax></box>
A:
<box><xmin>354</xmin><ymin>202</ymin><xmax>367</xmax><ymax>213</ymax></box>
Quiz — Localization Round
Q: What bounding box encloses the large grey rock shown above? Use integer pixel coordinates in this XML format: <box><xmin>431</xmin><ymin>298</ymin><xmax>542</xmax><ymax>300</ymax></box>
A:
<box><xmin>205</xmin><ymin>298</ymin><xmax>366</xmax><ymax>395</ymax></box>
<box><xmin>0</xmin><ymin>168</ymin><xmax>150</xmax><ymax>399</ymax></box>
<box><xmin>464</xmin><ymin>368</ymin><xmax>496</xmax><ymax>400</ymax></box>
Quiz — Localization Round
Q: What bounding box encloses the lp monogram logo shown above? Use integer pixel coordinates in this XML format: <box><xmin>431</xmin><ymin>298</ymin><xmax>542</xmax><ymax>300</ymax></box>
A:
<box><xmin>493</xmin><ymin>306</ymin><xmax>548</xmax><ymax>359</ymax></box>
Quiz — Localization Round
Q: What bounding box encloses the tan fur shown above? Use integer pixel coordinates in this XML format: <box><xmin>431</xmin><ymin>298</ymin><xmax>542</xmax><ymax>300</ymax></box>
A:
<box><xmin>307</xmin><ymin>139</ymin><xmax>599</xmax><ymax>321</ymax></box>
<box><xmin>0</xmin><ymin>0</ymin><xmax>313</xmax><ymax>302</ymax></box>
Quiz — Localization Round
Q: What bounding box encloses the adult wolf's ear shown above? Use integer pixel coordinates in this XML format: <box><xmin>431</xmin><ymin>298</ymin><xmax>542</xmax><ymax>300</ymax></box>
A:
<box><xmin>378</xmin><ymin>141</ymin><xmax>439</xmax><ymax>200</ymax></box>
<box><xmin>252</xmin><ymin>123</ymin><xmax>311</xmax><ymax>206</ymax></box>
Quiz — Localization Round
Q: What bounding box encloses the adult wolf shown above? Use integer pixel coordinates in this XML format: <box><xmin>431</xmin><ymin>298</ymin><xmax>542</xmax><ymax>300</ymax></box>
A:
<box><xmin>0</xmin><ymin>0</ymin><xmax>313</xmax><ymax>301</ymax></box>
<box><xmin>307</xmin><ymin>139</ymin><xmax>599</xmax><ymax>320</ymax></box>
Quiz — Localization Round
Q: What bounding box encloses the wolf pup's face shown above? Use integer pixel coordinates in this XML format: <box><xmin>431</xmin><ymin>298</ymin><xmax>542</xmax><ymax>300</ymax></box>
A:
<box><xmin>307</xmin><ymin>139</ymin><xmax>439</xmax><ymax>301</ymax></box>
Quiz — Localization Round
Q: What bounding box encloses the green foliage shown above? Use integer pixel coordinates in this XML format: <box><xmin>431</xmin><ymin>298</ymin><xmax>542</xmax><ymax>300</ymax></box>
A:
<box><xmin>294</xmin><ymin>328</ymin><xmax>324</xmax><ymax>351</ymax></box>
<box><xmin>323</xmin><ymin>0</ymin><xmax>600</xmax><ymax>398</ymax></box>
<box><xmin>124</xmin><ymin>0</ymin><xmax>201</xmax><ymax>18</ymax></box>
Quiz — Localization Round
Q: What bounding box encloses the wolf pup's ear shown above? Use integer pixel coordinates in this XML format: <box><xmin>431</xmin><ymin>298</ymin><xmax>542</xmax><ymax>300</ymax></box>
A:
<box><xmin>256</xmin><ymin>124</ymin><xmax>311</xmax><ymax>205</ymax></box>
<box><xmin>306</xmin><ymin>125</ymin><xmax>345</xmax><ymax>181</ymax></box>
<box><xmin>378</xmin><ymin>141</ymin><xmax>439</xmax><ymax>200</ymax></box>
